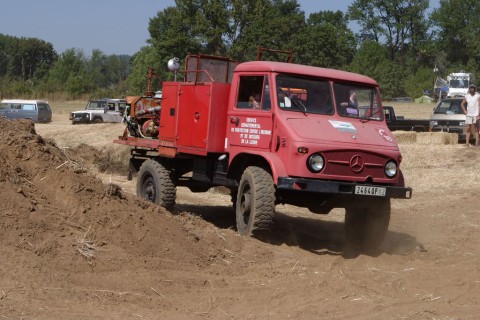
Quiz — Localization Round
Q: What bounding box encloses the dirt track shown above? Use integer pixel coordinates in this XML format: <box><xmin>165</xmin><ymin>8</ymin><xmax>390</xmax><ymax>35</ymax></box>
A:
<box><xmin>1</xmin><ymin>116</ymin><xmax>480</xmax><ymax>319</ymax></box>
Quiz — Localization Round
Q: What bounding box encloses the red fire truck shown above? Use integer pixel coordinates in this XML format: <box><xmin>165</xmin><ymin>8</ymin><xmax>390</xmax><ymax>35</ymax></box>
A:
<box><xmin>114</xmin><ymin>51</ymin><xmax>412</xmax><ymax>251</ymax></box>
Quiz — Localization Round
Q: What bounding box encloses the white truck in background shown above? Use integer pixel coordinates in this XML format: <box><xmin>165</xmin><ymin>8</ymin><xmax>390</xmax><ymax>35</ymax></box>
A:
<box><xmin>447</xmin><ymin>72</ymin><xmax>475</xmax><ymax>98</ymax></box>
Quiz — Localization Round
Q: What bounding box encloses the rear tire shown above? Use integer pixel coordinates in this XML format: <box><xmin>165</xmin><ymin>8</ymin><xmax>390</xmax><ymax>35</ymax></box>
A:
<box><xmin>137</xmin><ymin>159</ymin><xmax>176</xmax><ymax>209</ymax></box>
<box><xmin>345</xmin><ymin>199</ymin><xmax>390</xmax><ymax>252</ymax></box>
<box><xmin>236</xmin><ymin>166</ymin><xmax>275</xmax><ymax>236</ymax></box>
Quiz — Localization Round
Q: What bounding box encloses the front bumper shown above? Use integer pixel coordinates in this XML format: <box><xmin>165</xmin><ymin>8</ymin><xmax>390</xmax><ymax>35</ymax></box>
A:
<box><xmin>71</xmin><ymin>113</ymin><xmax>90</xmax><ymax>123</ymax></box>
<box><xmin>277</xmin><ymin>177</ymin><xmax>412</xmax><ymax>199</ymax></box>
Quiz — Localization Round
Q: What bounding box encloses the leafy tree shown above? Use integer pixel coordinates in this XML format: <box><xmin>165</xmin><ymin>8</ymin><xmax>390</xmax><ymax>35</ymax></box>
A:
<box><xmin>295</xmin><ymin>11</ymin><xmax>356</xmax><ymax>69</ymax></box>
<box><xmin>0</xmin><ymin>34</ymin><xmax>57</xmax><ymax>81</ymax></box>
<box><xmin>348</xmin><ymin>0</ymin><xmax>430</xmax><ymax>62</ymax></box>
<box><xmin>431</xmin><ymin>0</ymin><xmax>480</xmax><ymax>68</ymax></box>
<box><xmin>349</xmin><ymin>41</ymin><xmax>404</xmax><ymax>98</ymax></box>
<box><xmin>45</xmin><ymin>49</ymin><xmax>88</xmax><ymax>96</ymax></box>
<box><xmin>146</xmin><ymin>0</ymin><xmax>305</xmax><ymax>64</ymax></box>
<box><xmin>86</xmin><ymin>49</ymin><xmax>108</xmax><ymax>88</ymax></box>
<box><xmin>149</xmin><ymin>6</ymin><xmax>202</xmax><ymax>66</ymax></box>
<box><xmin>228</xmin><ymin>0</ymin><xmax>305</xmax><ymax>61</ymax></box>
<box><xmin>403</xmin><ymin>66</ymin><xmax>434</xmax><ymax>98</ymax></box>
<box><xmin>128</xmin><ymin>46</ymin><xmax>163</xmax><ymax>94</ymax></box>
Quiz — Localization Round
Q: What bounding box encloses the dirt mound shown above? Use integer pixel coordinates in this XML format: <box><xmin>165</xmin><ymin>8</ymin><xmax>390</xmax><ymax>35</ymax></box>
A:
<box><xmin>0</xmin><ymin>118</ymin><xmax>248</xmax><ymax>294</ymax></box>
<box><xmin>67</xmin><ymin>142</ymin><xmax>130</xmax><ymax>175</ymax></box>
<box><xmin>4</xmin><ymin>116</ymin><xmax>480</xmax><ymax>319</ymax></box>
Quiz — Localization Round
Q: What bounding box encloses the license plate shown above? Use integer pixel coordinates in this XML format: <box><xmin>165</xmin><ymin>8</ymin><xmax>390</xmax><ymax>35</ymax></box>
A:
<box><xmin>355</xmin><ymin>185</ymin><xmax>386</xmax><ymax>197</ymax></box>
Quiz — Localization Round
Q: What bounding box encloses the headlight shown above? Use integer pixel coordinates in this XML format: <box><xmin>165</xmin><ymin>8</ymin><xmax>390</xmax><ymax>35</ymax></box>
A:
<box><xmin>429</xmin><ymin>120</ymin><xmax>438</xmax><ymax>127</ymax></box>
<box><xmin>384</xmin><ymin>160</ymin><xmax>397</xmax><ymax>178</ymax></box>
<box><xmin>459</xmin><ymin>121</ymin><xmax>465</xmax><ymax>125</ymax></box>
<box><xmin>307</xmin><ymin>154</ymin><xmax>325</xmax><ymax>173</ymax></box>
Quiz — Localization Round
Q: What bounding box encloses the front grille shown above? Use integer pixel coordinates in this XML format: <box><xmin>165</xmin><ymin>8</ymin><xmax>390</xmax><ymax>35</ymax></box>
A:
<box><xmin>322</xmin><ymin>150</ymin><xmax>386</xmax><ymax>178</ymax></box>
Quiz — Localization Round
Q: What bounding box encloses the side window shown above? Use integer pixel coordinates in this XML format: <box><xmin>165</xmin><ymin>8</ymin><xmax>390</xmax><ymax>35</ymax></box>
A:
<box><xmin>107</xmin><ymin>103</ymin><xmax>115</xmax><ymax>111</ymax></box>
<box><xmin>22</xmin><ymin>104</ymin><xmax>36</xmax><ymax>111</ymax></box>
<box><xmin>236</xmin><ymin>75</ymin><xmax>268</xmax><ymax>110</ymax></box>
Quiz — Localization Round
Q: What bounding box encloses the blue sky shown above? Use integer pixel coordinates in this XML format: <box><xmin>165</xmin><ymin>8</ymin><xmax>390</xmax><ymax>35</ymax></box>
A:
<box><xmin>0</xmin><ymin>0</ymin><xmax>440</xmax><ymax>56</ymax></box>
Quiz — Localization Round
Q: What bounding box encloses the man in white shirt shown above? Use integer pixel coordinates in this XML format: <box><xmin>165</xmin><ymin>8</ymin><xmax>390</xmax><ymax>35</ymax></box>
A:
<box><xmin>461</xmin><ymin>85</ymin><xmax>480</xmax><ymax>146</ymax></box>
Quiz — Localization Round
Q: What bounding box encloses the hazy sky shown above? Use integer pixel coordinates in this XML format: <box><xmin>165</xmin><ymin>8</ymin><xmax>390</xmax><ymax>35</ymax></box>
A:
<box><xmin>0</xmin><ymin>0</ymin><xmax>440</xmax><ymax>56</ymax></box>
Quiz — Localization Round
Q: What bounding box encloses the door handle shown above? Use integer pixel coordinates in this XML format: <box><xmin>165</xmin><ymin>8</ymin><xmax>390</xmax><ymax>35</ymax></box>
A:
<box><xmin>230</xmin><ymin>116</ymin><xmax>240</xmax><ymax>126</ymax></box>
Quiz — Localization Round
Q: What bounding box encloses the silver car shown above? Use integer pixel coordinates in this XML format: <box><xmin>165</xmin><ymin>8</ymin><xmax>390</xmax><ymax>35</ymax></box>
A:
<box><xmin>429</xmin><ymin>98</ymin><xmax>467</xmax><ymax>141</ymax></box>
<box><xmin>0</xmin><ymin>99</ymin><xmax>52</xmax><ymax>123</ymax></box>
<box><xmin>69</xmin><ymin>98</ymin><xmax>126</xmax><ymax>124</ymax></box>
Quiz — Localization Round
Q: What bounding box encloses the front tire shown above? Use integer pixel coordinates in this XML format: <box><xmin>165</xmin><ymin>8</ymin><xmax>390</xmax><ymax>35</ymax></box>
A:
<box><xmin>344</xmin><ymin>198</ymin><xmax>391</xmax><ymax>251</ymax></box>
<box><xmin>236</xmin><ymin>166</ymin><xmax>275</xmax><ymax>236</ymax></box>
<box><xmin>137</xmin><ymin>159</ymin><xmax>176</xmax><ymax>209</ymax></box>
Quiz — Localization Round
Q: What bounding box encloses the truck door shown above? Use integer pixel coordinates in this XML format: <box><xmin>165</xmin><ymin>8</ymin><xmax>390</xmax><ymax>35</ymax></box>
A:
<box><xmin>227</xmin><ymin>75</ymin><xmax>273</xmax><ymax>150</ymax></box>
<box><xmin>176</xmin><ymin>83</ymin><xmax>210</xmax><ymax>149</ymax></box>
<box><xmin>159</xmin><ymin>82</ymin><xmax>180</xmax><ymax>144</ymax></box>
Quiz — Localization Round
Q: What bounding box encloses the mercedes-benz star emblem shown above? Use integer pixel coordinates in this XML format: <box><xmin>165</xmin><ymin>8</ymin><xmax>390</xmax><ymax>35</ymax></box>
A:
<box><xmin>350</xmin><ymin>155</ymin><xmax>364</xmax><ymax>173</ymax></box>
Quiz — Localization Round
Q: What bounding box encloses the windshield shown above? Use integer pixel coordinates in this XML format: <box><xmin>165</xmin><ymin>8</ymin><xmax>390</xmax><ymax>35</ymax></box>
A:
<box><xmin>449</xmin><ymin>79</ymin><xmax>469</xmax><ymax>89</ymax></box>
<box><xmin>434</xmin><ymin>99</ymin><xmax>463</xmax><ymax>114</ymax></box>
<box><xmin>334</xmin><ymin>83</ymin><xmax>382</xmax><ymax>120</ymax></box>
<box><xmin>276</xmin><ymin>75</ymin><xmax>333</xmax><ymax>114</ymax></box>
<box><xmin>275</xmin><ymin>74</ymin><xmax>382</xmax><ymax>120</ymax></box>
<box><xmin>86</xmin><ymin>101</ymin><xmax>106</xmax><ymax>110</ymax></box>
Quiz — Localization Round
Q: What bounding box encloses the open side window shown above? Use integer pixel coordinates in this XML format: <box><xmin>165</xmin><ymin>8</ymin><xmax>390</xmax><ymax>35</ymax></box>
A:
<box><xmin>236</xmin><ymin>75</ymin><xmax>270</xmax><ymax>111</ymax></box>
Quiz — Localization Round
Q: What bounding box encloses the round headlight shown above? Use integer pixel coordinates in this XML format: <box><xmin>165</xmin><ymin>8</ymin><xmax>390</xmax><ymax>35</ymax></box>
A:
<box><xmin>307</xmin><ymin>154</ymin><xmax>325</xmax><ymax>173</ymax></box>
<box><xmin>385</xmin><ymin>160</ymin><xmax>397</xmax><ymax>178</ymax></box>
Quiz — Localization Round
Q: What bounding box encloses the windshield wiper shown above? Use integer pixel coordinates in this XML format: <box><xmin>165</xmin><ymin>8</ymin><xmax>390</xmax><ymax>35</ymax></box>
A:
<box><xmin>360</xmin><ymin>109</ymin><xmax>382</xmax><ymax>123</ymax></box>
<box><xmin>278</xmin><ymin>88</ymin><xmax>307</xmax><ymax>115</ymax></box>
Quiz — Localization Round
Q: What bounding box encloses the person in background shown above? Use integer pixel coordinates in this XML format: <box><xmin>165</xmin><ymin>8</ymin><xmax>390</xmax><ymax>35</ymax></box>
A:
<box><xmin>349</xmin><ymin>91</ymin><xmax>358</xmax><ymax>108</ymax></box>
<box><xmin>460</xmin><ymin>84</ymin><xmax>480</xmax><ymax>146</ymax></box>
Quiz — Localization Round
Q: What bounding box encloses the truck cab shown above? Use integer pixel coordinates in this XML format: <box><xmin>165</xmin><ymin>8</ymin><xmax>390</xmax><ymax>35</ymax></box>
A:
<box><xmin>115</xmin><ymin>54</ymin><xmax>412</xmax><ymax>252</ymax></box>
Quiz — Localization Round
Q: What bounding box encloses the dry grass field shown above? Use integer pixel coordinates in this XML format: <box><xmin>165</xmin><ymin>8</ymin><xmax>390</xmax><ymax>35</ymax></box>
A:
<box><xmin>387</xmin><ymin>101</ymin><xmax>436</xmax><ymax>119</ymax></box>
<box><xmin>1</xmin><ymin>101</ymin><xmax>480</xmax><ymax>320</ymax></box>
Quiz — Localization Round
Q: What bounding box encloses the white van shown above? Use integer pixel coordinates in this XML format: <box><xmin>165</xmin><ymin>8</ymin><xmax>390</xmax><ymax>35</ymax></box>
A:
<box><xmin>0</xmin><ymin>99</ymin><xmax>52</xmax><ymax>123</ymax></box>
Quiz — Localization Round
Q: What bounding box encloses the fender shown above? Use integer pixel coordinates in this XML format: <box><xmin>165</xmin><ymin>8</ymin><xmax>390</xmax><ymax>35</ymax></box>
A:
<box><xmin>228</xmin><ymin>147</ymin><xmax>288</xmax><ymax>184</ymax></box>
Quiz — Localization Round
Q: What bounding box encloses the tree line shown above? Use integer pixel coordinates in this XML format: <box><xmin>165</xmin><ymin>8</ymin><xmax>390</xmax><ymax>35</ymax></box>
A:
<box><xmin>0</xmin><ymin>34</ymin><xmax>131</xmax><ymax>100</ymax></box>
<box><xmin>1</xmin><ymin>0</ymin><xmax>480</xmax><ymax>101</ymax></box>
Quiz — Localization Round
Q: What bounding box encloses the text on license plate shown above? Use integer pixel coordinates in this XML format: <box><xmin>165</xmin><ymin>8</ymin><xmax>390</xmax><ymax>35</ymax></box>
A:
<box><xmin>355</xmin><ymin>185</ymin><xmax>386</xmax><ymax>197</ymax></box>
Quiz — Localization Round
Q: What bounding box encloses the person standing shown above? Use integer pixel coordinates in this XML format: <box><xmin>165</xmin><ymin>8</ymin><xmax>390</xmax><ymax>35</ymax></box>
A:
<box><xmin>461</xmin><ymin>85</ymin><xmax>480</xmax><ymax>146</ymax></box>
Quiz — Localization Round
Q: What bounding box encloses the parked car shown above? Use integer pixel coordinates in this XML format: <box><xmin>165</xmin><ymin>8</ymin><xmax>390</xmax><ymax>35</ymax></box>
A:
<box><xmin>70</xmin><ymin>98</ymin><xmax>126</xmax><ymax>124</ymax></box>
<box><xmin>392</xmin><ymin>97</ymin><xmax>414</xmax><ymax>102</ymax></box>
<box><xmin>0</xmin><ymin>99</ymin><xmax>52</xmax><ymax>123</ymax></box>
<box><xmin>429</xmin><ymin>98</ymin><xmax>467</xmax><ymax>141</ymax></box>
